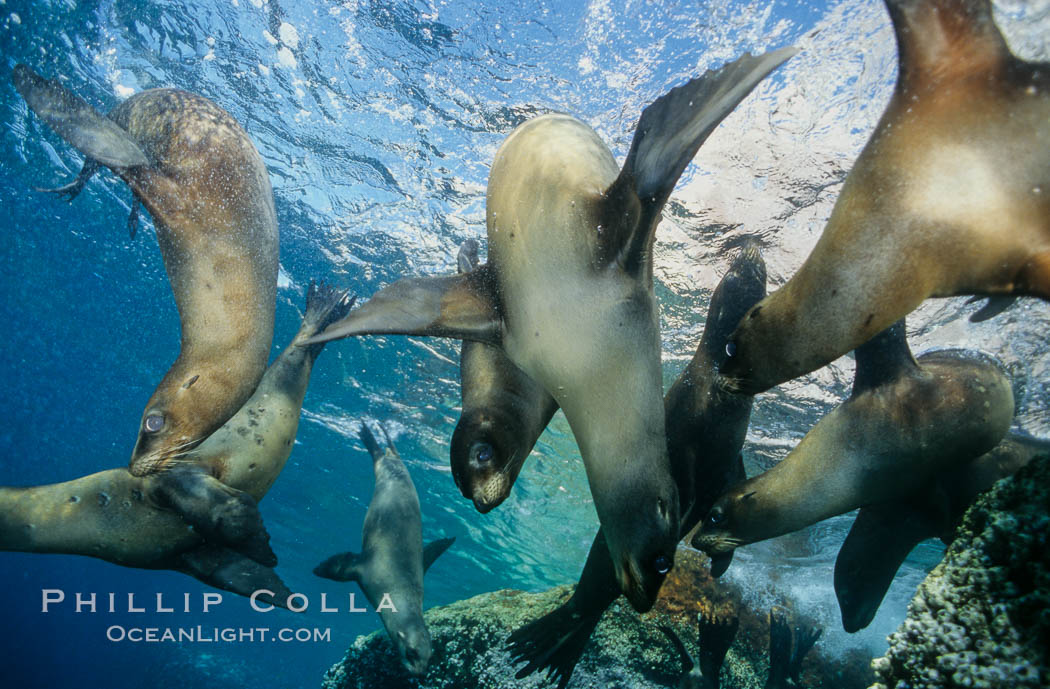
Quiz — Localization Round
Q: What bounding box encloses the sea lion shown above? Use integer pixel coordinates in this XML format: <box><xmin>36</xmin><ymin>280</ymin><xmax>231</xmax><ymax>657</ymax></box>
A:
<box><xmin>12</xmin><ymin>64</ymin><xmax>280</xmax><ymax>476</ymax></box>
<box><xmin>659</xmin><ymin>610</ymin><xmax>740</xmax><ymax>689</ymax></box>
<box><xmin>834</xmin><ymin>430</ymin><xmax>1050</xmax><ymax>633</ymax></box>
<box><xmin>314</xmin><ymin>424</ymin><xmax>454</xmax><ymax>678</ymax></box>
<box><xmin>766</xmin><ymin>607</ymin><xmax>821</xmax><ymax>689</ymax></box>
<box><xmin>0</xmin><ymin>282</ymin><xmax>352</xmax><ymax>599</ymax></box>
<box><xmin>720</xmin><ymin>0</ymin><xmax>1050</xmax><ymax>394</ymax></box>
<box><xmin>507</xmin><ymin>242</ymin><xmax>766</xmax><ymax>688</ymax></box>
<box><xmin>450</xmin><ymin>239</ymin><xmax>558</xmax><ymax>512</ymax></box>
<box><xmin>305</xmin><ymin>48</ymin><xmax>795</xmax><ymax>610</ymax></box>
<box><xmin>693</xmin><ymin>320</ymin><xmax>1015</xmax><ymax>557</ymax></box>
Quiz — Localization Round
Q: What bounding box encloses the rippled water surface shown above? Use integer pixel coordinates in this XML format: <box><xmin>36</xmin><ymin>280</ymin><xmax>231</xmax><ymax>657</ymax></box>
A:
<box><xmin>1</xmin><ymin>0</ymin><xmax>1048</xmax><ymax>687</ymax></box>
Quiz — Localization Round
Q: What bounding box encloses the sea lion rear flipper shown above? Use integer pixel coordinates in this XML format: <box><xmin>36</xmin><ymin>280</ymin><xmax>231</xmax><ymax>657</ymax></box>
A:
<box><xmin>765</xmin><ymin>607</ymin><xmax>792</xmax><ymax>689</ymax></box>
<box><xmin>422</xmin><ymin>537</ymin><xmax>455</xmax><ymax>574</ymax></box>
<box><xmin>966</xmin><ymin>295</ymin><xmax>1017</xmax><ymax>322</ymax></box>
<box><xmin>313</xmin><ymin>551</ymin><xmax>364</xmax><ymax>582</ymax></box>
<box><xmin>302</xmin><ymin>268</ymin><xmax>501</xmax><ymax>347</ymax></box>
<box><xmin>148</xmin><ymin>467</ymin><xmax>277</xmax><ymax>567</ymax></box>
<box><xmin>34</xmin><ymin>159</ymin><xmax>100</xmax><ymax>201</ymax></box>
<box><xmin>697</xmin><ymin>609</ymin><xmax>738</xmax><ymax>689</ymax></box>
<box><xmin>788</xmin><ymin>621</ymin><xmax>821</xmax><ymax>683</ymax></box>
<box><xmin>506</xmin><ymin>605</ymin><xmax>604</xmax><ymax>689</ymax></box>
<box><xmin>833</xmin><ymin>501</ymin><xmax>939</xmax><ymax>633</ymax></box>
<box><xmin>600</xmin><ymin>47</ymin><xmax>796</xmax><ymax>274</ymax></box>
<box><xmin>657</xmin><ymin>624</ymin><xmax>696</xmax><ymax>674</ymax></box>
<box><xmin>295</xmin><ymin>281</ymin><xmax>356</xmax><ymax>357</ymax></box>
<box><xmin>13</xmin><ymin>64</ymin><xmax>150</xmax><ymax>170</ymax></box>
<box><xmin>176</xmin><ymin>544</ymin><xmax>292</xmax><ymax>608</ymax></box>
<box><xmin>358</xmin><ymin>423</ymin><xmax>387</xmax><ymax>462</ymax></box>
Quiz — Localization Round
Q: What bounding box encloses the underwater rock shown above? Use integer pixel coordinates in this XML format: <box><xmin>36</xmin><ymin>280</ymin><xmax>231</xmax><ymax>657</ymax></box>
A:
<box><xmin>322</xmin><ymin>549</ymin><xmax>873</xmax><ymax>689</ymax></box>
<box><xmin>870</xmin><ymin>454</ymin><xmax>1050</xmax><ymax>689</ymax></box>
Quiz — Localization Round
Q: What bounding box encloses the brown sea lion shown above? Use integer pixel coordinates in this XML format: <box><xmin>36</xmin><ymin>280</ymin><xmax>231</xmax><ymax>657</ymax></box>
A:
<box><xmin>12</xmin><ymin>65</ymin><xmax>280</xmax><ymax>476</ymax></box>
<box><xmin>304</xmin><ymin>48</ymin><xmax>795</xmax><ymax>610</ymax></box>
<box><xmin>720</xmin><ymin>0</ymin><xmax>1050</xmax><ymax>394</ymax></box>
<box><xmin>694</xmin><ymin>320</ymin><xmax>1015</xmax><ymax>556</ymax></box>
<box><xmin>450</xmin><ymin>239</ymin><xmax>558</xmax><ymax>513</ymax></box>
<box><xmin>834</xmin><ymin>430</ymin><xmax>1049</xmax><ymax>633</ymax></box>
<box><xmin>0</xmin><ymin>283</ymin><xmax>351</xmax><ymax>595</ymax></box>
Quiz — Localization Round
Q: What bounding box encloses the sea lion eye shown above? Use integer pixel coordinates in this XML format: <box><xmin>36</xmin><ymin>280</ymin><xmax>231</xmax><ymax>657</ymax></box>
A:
<box><xmin>707</xmin><ymin>507</ymin><xmax>726</xmax><ymax>526</ymax></box>
<box><xmin>471</xmin><ymin>442</ymin><xmax>495</xmax><ymax>464</ymax></box>
<box><xmin>143</xmin><ymin>414</ymin><xmax>165</xmax><ymax>433</ymax></box>
<box><xmin>725</xmin><ymin>341</ymin><xmax>737</xmax><ymax>358</ymax></box>
<box><xmin>653</xmin><ymin>555</ymin><xmax>671</xmax><ymax>575</ymax></box>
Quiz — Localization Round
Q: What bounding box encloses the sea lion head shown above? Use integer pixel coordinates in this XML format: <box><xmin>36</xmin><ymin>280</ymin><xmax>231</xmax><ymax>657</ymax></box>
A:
<box><xmin>392</xmin><ymin>620</ymin><xmax>432</xmax><ymax>677</ymax></box>
<box><xmin>690</xmin><ymin>488</ymin><xmax>760</xmax><ymax>556</ymax></box>
<box><xmin>449</xmin><ymin>409</ymin><xmax>524</xmax><ymax>513</ymax></box>
<box><xmin>716</xmin><ymin>299</ymin><xmax>781</xmax><ymax>396</ymax></box>
<box><xmin>128</xmin><ymin>370</ymin><xmax>217</xmax><ymax>476</ymax></box>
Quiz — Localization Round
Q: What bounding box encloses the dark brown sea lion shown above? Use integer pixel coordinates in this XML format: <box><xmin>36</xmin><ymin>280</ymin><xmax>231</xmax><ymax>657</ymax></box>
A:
<box><xmin>450</xmin><ymin>239</ymin><xmax>558</xmax><ymax>513</ymax></box>
<box><xmin>0</xmin><ymin>283</ymin><xmax>351</xmax><ymax>594</ymax></box>
<box><xmin>694</xmin><ymin>320</ymin><xmax>1015</xmax><ymax>557</ymax></box>
<box><xmin>720</xmin><ymin>0</ymin><xmax>1050</xmax><ymax>394</ymax></box>
<box><xmin>13</xmin><ymin>65</ymin><xmax>280</xmax><ymax>476</ymax></box>
<box><xmin>834</xmin><ymin>430</ymin><xmax>1049</xmax><ymax>632</ymax></box>
<box><xmin>304</xmin><ymin>48</ymin><xmax>795</xmax><ymax>610</ymax></box>
<box><xmin>506</xmin><ymin>242</ymin><xmax>766</xmax><ymax>688</ymax></box>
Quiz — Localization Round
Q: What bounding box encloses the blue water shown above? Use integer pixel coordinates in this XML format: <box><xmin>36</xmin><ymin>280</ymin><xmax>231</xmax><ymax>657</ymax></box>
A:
<box><xmin>1</xmin><ymin>0</ymin><xmax>1048</xmax><ymax>687</ymax></box>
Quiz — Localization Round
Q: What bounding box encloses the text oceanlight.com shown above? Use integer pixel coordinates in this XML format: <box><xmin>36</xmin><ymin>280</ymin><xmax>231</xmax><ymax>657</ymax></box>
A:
<box><xmin>105</xmin><ymin>626</ymin><xmax>331</xmax><ymax>643</ymax></box>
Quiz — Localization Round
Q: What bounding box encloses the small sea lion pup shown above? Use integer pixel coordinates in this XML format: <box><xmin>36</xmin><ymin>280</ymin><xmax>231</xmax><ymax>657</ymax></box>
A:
<box><xmin>694</xmin><ymin>319</ymin><xmax>1015</xmax><ymax>558</ymax></box>
<box><xmin>305</xmin><ymin>48</ymin><xmax>796</xmax><ymax>611</ymax></box>
<box><xmin>834</xmin><ymin>430</ymin><xmax>1050</xmax><ymax>633</ymax></box>
<box><xmin>450</xmin><ymin>239</ymin><xmax>558</xmax><ymax>513</ymax></box>
<box><xmin>0</xmin><ymin>283</ymin><xmax>352</xmax><ymax>601</ymax></box>
<box><xmin>315</xmin><ymin>425</ymin><xmax>454</xmax><ymax>678</ymax></box>
<box><xmin>507</xmin><ymin>243</ymin><xmax>766</xmax><ymax>689</ymax></box>
<box><xmin>12</xmin><ymin>65</ymin><xmax>279</xmax><ymax>476</ymax></box>
<box><xmin>720</xmin><ymin>0</ymin><xmax>1050</xmax><ymax>394</ymax></box>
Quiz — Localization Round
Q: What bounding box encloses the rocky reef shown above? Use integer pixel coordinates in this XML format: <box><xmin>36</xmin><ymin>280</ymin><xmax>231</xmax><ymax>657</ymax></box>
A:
<box><xmin>871</xmin><ymin>454</ymin><xmax>1050</xmax><ymax>689</ymax></box>
<box><xmin>321</xmin><ymin>548</ymin><xmax>873</xmax><ymax>689</ymax></box>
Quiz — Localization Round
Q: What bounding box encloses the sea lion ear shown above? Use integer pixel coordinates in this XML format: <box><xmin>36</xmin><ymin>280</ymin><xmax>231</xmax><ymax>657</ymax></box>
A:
<box><xmin>303</xmin><ymin>266</ymin><xmax>502</xmax><ymax>347</ymax></box>
<box><xmin>12</xmin><ymin>64</ymin><xmax>150</xmax><ymax>170</ymax></box>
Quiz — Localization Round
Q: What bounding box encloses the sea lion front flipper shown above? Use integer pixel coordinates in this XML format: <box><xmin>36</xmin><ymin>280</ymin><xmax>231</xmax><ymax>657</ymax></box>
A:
<box><xmin>176</xmin><ymin>543</ymin><xmax>291</xmax><ymax>608</ymax></box>
<box><xmin>833</xmin><ymin>500</ymin><xmax>940</xmax><ymax>632</ymax></box>
<box><xmin>422</xmin><ymin>537</ymin><xmax>455</xmax><ymax>574</ymax></box>
<box><xmin>965</xmin><ymin>295</ymin><xmax>1017</xmax><ymax>322</ymax></box>
<box><xmin>313</xmin><ymin>551</ymin><xmax>364</xmax><ymax>582</ymax></box>
<box><xmin>850</xmin><ymin>319</ymin><xmax>917</xmax><ymax>395</ymax></box>
<box><xmin>600</xmin><ymin>47</ymin><xmax>796</xmax><ymax>275</ymax></box>
<box><xmin>506</xmin><ymin>605</ymin><xmax>604</xmax><ymax>689</ymax></box>
<box><xmin>13</xmin><ymin>64</ymin><xmax>150</xmax><ymax>170</ymax></box>
<box><xmin>302</xmin><ymin>268</ymin><xmax>501</xmax><ymax>346</ymax></box>
<box><xmin>765</xmin><ymin>607</ymin><xmax>791</xmax><ymax>689</ymax></box>
<box><xmin>788</xmin><ymin>621</ymin><xmax>821</xmax><ymax>684</ymax></box>
<box><xmin>148</xmin><ymin>466</ymin><xmax>277</xmax><ymax>567</ymax></box>
<box><xmin>657</xmin><ymin>624</ymin><xmax>696</xmax><ymax>674</ymax></box>
<box><xmin>697</xmin><ymin>609</ymin><xmax>738</xmax><ymax>689</ymax></box>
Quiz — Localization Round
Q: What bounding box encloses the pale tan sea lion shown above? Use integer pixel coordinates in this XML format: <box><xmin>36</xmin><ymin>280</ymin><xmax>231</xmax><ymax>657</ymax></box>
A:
<box><xmin>694</xmin><ymin>320</ymin><xmax>1014</xmax><ymax>555</ymax></box>
<box><xmin>12</xmin><ymin>65</ymin><xmax>280</xmax><ymax>476</ymax></box>
<box><xmin>720</xmin><ymin>0</ymin><xmax>1050</xmax><ymax>394</ymax></box>
<box><xmin>0</xmin><ymin>283</ymin><xmax>351</xmax><ymax>596</ymax></box>
<box><xmin>305</xmin><ymin>48</ymin><xmax>796</xmax><ymax>610</ymax></box>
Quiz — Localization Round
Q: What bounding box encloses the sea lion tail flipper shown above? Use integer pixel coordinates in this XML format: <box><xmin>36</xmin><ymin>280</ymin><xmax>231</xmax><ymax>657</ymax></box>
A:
<box><xmin>12</xmin><ymin>64</ymin><xmax>150</xmax><ymax>170</ymax></box>
<box><xmin>296</xmin><ymin>280</ymin><xmax>357</xmax><ymax>355</ymax></box>
<box><xmin>313</xmin><ymin>551</ymin><xmax>364</xmax><ymax>582</ymax></box>
<box><xmin>506</xmin><ymin>605</ymin><xmax>603</xmax><ymax>689</ymax></box>
<box><xmin>765</xmin><ymin>607</ymin><xmax>791</xmax><ymax>689</ymax></box>
<box><xmin>148</xmin><ymin>467</ymin><xmax>277</xmax><ymax>567</ymax></box>
<box><xmin>422</xmin><ymin>537</ymin><xmax>455</xmax><ymax>574</ymax></box>
<box><xmin>457</xmin><ymin>239</ymin><xmax>480</xmax><ymax>274</ymax></box>
<box><xmin>834</xmin><ymin>502</ymin><xmax>937</xmax><ymax>632</ymax></box>
<box><xmin>965</xmin><ymin>295</ymin><xmax>1017</xmax><ymax>322</ymax></box>
<box><xmin>177</xmin><ymin>544</ymin><xmax>292</xmax><ymax>608</ymax></box>
<box><xmin>301</xmin><ymin>269</ymin><xmax>501</xmax><ymax>347</ymax></box>
<box><xmin>697</xmin><ymin>609</ymin><xmax>738</xmax><ymax>688</ymax></box>
<box><xmin>656</xmin><ymin>624</ymin><xmax>696</xmax><ymax>674</ymax></box>
<box><xmin>602</xmin><ymin>46</ymin><xmax>796</xmax><ymax>274</ymax></box>
<box><xmin>788</xmin><ymin>621</ymin><xmax>821</xmax><ymax>683</ymax></box>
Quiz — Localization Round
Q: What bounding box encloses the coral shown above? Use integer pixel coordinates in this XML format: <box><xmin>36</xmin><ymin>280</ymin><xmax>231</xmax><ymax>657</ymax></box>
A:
<box><xmin>870</xmin><ymin>454</ymin><xmax>1050</xmax><ymax>689</ymax></box>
